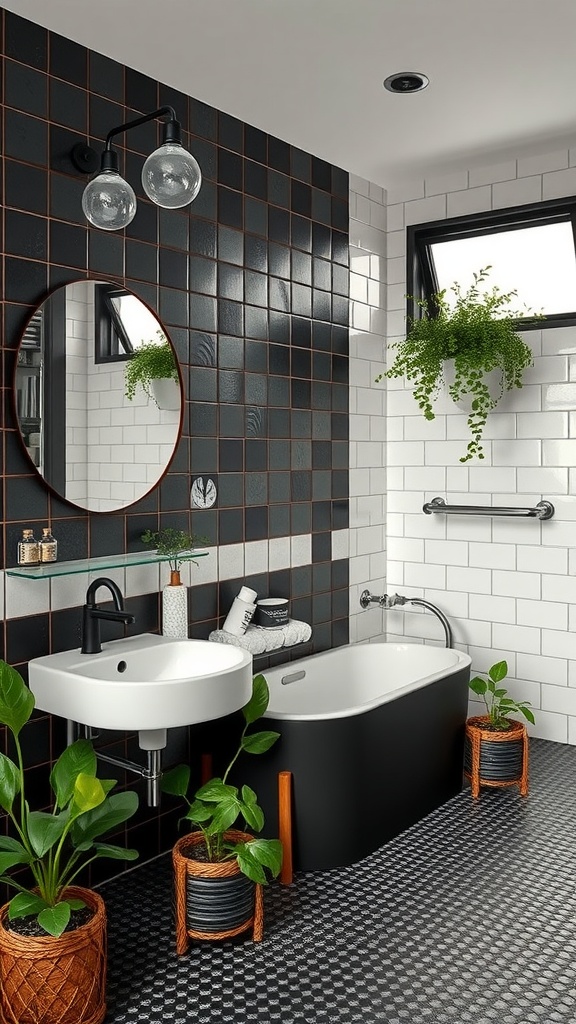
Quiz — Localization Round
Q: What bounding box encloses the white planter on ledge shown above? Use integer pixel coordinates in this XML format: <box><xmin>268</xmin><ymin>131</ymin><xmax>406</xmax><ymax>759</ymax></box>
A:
<box><xmin>443</xmin><ymin>358</ymin><xmax>503</xmax><ymax>413</ymax></box>
<box><xmin>151</xmin><ymin>377</ymin><xmax>180</xmax><ymax>411</ymax></box>
<box><xmin>162</xmin><ymin>570</ymin><xmax>188</xmax><ymax>638</ymax></box>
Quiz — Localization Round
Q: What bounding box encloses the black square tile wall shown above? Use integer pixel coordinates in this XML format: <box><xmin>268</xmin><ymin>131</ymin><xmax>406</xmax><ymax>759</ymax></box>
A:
<box><xmin>0</xmin><ymin>8</ymin><xmax>349</xmax><ymax>879</ymax></box>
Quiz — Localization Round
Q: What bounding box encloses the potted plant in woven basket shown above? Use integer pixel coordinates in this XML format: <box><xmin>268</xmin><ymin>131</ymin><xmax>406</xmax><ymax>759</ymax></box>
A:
<box><xmin>378</xmin><ymin>266</ymin><xmax>540</xmax><ymax>462</ymax></box>
<box><xmin>465</xmin><ymin>660</ymin><xmax>535</xmax><ymax>799</ymax></box>
<box><xmin>161</xmin><ymin>673</ymin><xmax>283</xmax><ymax>953</ymax></box>
<box><xmin>0</xmin><ymin>659</ymin><xmax>139</xmax><ymax>1024</ymax></box>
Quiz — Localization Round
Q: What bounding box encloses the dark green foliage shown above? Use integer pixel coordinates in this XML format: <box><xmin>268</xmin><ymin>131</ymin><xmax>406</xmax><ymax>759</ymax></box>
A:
<box><xmin>124</xmin><ymin>332</ymin><xmax>178</xmax><ymax>402</ymax></box>
<box><xmin>378</xmin><ymin>267</ymin><xmax>539</xmax><ymax>462</ymax></box>
<box><xmin>140</xmin><ymin>527</ymin><xmax>207</xmax><ymax>572</ymax></box>
<box><xmin>0</xmin><ymin>661</ymin><xmax>138</xmax><ymax>936</ymax></box>
<box><xmin>469</xmin><ymin>660</ymin><xmax>536</xmax><ymax>730</ymax></box>
<box><xmin>161</xmin><ymin>674</ymin><xmax>283</xmax><ymax>884</ymax></box>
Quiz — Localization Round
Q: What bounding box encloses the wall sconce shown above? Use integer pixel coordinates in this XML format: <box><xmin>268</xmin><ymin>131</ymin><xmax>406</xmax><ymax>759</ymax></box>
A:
<box><xmin>71</xmin><ymin>106</ymin><xmax>202</xmax><ymax>232</ymax></box>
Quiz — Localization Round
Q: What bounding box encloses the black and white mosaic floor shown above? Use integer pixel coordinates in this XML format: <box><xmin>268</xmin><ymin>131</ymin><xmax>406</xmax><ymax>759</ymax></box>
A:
<box><xmin>102</xmin><ymin>739</ymin><xmax>576</xmax><ymax>1023</ymax></box>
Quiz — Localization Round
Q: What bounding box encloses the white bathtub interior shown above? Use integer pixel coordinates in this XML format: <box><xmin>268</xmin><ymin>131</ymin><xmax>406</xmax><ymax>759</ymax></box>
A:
<box><xmin>264</xmin><ymin>642</ymin><xmax>472</xmax><ymax>720</ymax></box>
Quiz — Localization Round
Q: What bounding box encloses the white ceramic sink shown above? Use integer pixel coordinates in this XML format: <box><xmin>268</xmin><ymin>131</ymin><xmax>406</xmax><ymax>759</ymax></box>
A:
<box><xmin>28</xmin><ymin>633</ymin><xmax>253</xmax><ymax>734</ymax></box>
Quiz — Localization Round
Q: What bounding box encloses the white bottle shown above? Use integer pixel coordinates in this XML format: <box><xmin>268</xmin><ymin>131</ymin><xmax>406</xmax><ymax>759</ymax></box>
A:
<box><xmin>222</xmin><ymin>586</ymin><xmax>257</xmax><ymax>636</ymax></box>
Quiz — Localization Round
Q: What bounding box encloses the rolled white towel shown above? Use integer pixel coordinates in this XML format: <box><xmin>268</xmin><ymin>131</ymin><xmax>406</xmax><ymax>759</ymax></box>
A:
<box><xmin>249</xmin><ymin>618</ymin><xmax>312</xmax><ymax>650</ymax></box>
<box><xmin>208</xmin><ymin>629</ymin><xmax>267</xmax><ymax>655</ymax></box>
<box><xmin>209</xmin><ymin>619</ymin><xmax>312</xmax><ymax>654</ymax></box>
<box><xmin>282</xmin><ymin>619</ymin><xmax>312</xmax><ymax>646</ymax></box>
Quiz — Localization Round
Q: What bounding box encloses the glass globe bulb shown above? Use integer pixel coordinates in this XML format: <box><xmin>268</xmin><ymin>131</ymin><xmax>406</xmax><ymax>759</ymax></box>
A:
<box><xmin>141</xmin><ymin>143</ymin><xmax>202</xmax><ymax>209</ymax></box>
<box><xmin>82</xmin><ymin>171</ymin><xmax>137</xmax><ymax>231</ymax></box>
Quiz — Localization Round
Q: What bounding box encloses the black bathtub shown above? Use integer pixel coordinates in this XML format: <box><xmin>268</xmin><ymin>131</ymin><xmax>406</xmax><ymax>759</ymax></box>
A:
<box><xmin>239</xmin><ymin>642</ymin><xmax>471</xmax><ymax>870</ymax></box>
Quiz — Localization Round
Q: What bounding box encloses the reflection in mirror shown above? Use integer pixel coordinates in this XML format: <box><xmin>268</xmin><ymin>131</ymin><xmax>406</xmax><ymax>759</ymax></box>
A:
<box><xmin>15</xmin><ymin>280</ymin><xmax>182</xmax><ymax>513</ymax></box>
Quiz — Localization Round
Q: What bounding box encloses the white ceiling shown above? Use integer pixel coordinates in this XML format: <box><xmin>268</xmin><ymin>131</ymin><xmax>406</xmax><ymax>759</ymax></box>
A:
<box><xmin>3</xmin><ymin>0</ymin><xmax>576</xmax><ymax>189</ymax></box>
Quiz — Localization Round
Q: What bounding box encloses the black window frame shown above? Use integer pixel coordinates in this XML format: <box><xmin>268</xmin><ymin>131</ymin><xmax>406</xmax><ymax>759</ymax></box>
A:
<box><xmin>94</xmin><ymin>284</ymin><xmax>135</xmax><ymax>363</ymax></box>
<box><xmin>407</xmin><ymin>195</ymin><xmax>576</xmax><ymax>331</ymax></box>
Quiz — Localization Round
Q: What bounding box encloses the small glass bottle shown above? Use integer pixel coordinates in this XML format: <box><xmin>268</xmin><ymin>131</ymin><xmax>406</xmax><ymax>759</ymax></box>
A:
<box><xmin>39</xmin><ymin>527</ymin><xmax>58</xmax><ymax>564</ymax></box>
<box><xmin>18</xmin><ymin>529</ymin><xmax>40</xmax><ymax>566</ymax></box>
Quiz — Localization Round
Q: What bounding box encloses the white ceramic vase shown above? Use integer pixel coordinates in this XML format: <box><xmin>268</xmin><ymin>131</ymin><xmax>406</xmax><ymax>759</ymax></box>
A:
<box><xmin>162</xmin><ymin>570</ymin><xmax>188</xmax><ymax>638</ymax></box>
<box><xmin>151</xmin><ymin>377</ymin><xmax>180</xmax><ymax>411</ymax></box>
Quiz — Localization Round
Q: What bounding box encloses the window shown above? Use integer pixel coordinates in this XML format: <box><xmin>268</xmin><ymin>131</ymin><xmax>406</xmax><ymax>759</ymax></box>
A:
<box><xmin>94</xmin><ymin>285</ymin><xmax>163</xmax><ymax>363</ymax></box>
<box><xmin>408</xmin><ymin>196</ymin><xmax>576</xmax><ymax>329</ymax></box>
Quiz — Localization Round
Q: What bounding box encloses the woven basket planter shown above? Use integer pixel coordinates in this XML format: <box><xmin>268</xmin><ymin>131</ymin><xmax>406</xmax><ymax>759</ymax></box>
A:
<box><xmin>0</xmin><ymin>886</ymin><xmax>106</xmax><ymax>1024</ymax></box>
<box><xmin>173</xmin><ymin>830</ymin><xmax>263</xmax><ymax>954</ymax></box>
<box><xmin>464</xmin><ymin>715</ymin><xmax>529</xmax><ymax>799</ymax></box>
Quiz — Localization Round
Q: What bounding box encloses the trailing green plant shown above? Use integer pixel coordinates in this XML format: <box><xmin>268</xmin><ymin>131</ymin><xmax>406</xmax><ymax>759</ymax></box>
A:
<box><xmin>161</xmin><ymin>673</ymin><xmax>283</xmax><ymax>884</ymax></box>
<box><xmin>378</xmin><ymin>267</ymin><xmax>539</xmax><ymax>462</ymax></box>
<box><xmin>140</xmin><ymin>527</ymin><xmax>207</xmax><ymax>573</ymax></box>
<box><xmin>0</xmin><ymin>660</ymin><xmax>139</xmax><ymax>936</ymax></box>
<box><xmin>124</xmin><ymin>330</ymin><xmax>178</xmax><ymax>402</ymax></box>
<box><xmin>469</xmin><ymin>660</ymin><xmax>535</xmax><ymax>731</ymax></box>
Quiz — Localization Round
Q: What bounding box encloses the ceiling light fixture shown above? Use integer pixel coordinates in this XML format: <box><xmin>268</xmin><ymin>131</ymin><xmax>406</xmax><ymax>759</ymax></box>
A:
<box><xmin>383</xmin><ymin>72</ymin><xmax>429</xmax><ymax>94</ymax></box>
<box><xmin>71</xmin><ymin>106</ymin><xmax>202</xmax><ymax>232</ymax></box>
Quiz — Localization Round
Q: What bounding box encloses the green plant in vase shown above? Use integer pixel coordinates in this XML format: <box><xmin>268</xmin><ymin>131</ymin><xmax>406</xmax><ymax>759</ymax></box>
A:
<box><xmin>378</xmin><ymin>266</ymin><xmax>540</xmax><ymax>462</ymax></box>
<box><xmin>141</xmin><ymin>527</ymin><xmax>208</xmax><ymax>638</ymax></box>
<box><xmin>0</xmin><ymin>660</ymin><xmax>139</xmax><ymax>937</ymax></box>
<box><xmin>140</xmin><ymin>527</ymin><xmax>207</xmax><ymax>574</ymax></box>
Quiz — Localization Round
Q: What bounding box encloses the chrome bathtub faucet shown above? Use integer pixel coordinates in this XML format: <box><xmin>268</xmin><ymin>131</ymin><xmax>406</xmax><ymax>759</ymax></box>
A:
<box><xmin>359</xmin><ymin>589</ymin><xmax>453</xmax><ymax>649</ymax></box>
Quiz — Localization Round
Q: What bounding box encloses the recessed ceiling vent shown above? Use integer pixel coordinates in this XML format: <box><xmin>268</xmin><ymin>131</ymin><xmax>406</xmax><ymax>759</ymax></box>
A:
<box><xmin>383</xmin><ymin>72</ymin><xmax>429</xmax><ymax>94</ymax></box>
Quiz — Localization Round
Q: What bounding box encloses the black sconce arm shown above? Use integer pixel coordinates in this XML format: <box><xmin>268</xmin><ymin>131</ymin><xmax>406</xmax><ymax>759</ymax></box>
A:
<box><xmin>71</xmin><ymin>106</ymin><xmax>183</xmax><ymax>175</ymax></box>
<box><xmin>104</xmin><ymin>106</ymin><xmax>182</xmax><ymax>150</ymax></box>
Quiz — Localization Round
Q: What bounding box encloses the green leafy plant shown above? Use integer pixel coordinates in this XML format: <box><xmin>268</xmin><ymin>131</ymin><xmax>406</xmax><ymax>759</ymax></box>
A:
<box><xmin>124</xmin><ymin>331</ymin><xmax>178</xmax><ymax>402</ymax></box>
<box><xmin>0</xmin><ymin>660</ymin><xmax>139</xmax><ymax>937</ymax></box>
<box><xmin>140</xmin><ymin>527</ymin><xmax>207</xmax><ymax>573</ymax></box>
<box><xmin>378</xmin><ymin>267</ymin><xmax>539</xmax><ymax>462</ymax></box>
<box><xmin>469</xmin><ymin>660</ymin><xmax>535</xmax><ymax>731</ymax></box>
<box><xmin>161</xmin><ymin>673</ymin><xmax>283</xmax><ymax>884</ymax></box>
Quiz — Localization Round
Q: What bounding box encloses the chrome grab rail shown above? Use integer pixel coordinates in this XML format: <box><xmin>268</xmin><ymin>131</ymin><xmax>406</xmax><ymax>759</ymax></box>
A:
<box><xmin>422</xmin><ymin>497</ymin><xmax>555</xmax><ymax>520</ymax></box>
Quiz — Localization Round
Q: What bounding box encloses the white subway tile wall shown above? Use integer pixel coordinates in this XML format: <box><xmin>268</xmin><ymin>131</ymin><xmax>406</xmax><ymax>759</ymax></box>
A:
<box><xmin>348</xmin><ymin>180</ymin><xmax>387</xmax><ymax>643</ymax></box>
<box><xmin>365</xmin><ymin>145</ymin><xmax>576</xmax><ymax>745</ymax></box>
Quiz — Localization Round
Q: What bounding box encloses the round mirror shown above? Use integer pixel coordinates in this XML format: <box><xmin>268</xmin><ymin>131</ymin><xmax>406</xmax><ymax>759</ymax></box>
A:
<box><xmin>14</xmin><ymin>280</ymin><xmax>183</xmax><ymax>513</ymax></box>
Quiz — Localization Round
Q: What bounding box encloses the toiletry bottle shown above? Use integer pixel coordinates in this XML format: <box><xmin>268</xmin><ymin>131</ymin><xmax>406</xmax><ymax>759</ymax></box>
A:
<box><xmin>221</xmin><ymin>586</ymin><xmax>257</xmax><ymax>636</ymax></box>
<box><xmin>18</xmin><ymin>529</ymin><xmax>40</xmax><ymax>566</ymax></box>
<box><xmin>39</xmin><ymin>527</ymin><xmax>58</xmax><ymax>563</ymax></box>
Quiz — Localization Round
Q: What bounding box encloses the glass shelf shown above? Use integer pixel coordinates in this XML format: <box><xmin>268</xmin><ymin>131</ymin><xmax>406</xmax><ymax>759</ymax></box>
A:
<box><xmin>6</xmin><ymin>549</ymin><xmax>208</xmax><ymax>580</ymax></box>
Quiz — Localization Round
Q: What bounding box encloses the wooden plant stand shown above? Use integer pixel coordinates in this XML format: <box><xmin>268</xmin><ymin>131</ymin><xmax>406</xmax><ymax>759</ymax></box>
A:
<box><xmin>173</xmin><ymin>831</ymin><xmax>263</xmax><ymax>955</ymax></box>
<box><xmin>464</xmin><ymin>716</ymin><xmax>529</xmax><ymax>799</ymax></box>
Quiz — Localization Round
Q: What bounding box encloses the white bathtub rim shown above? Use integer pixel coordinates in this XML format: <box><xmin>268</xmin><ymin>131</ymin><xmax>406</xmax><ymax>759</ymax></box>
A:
<box><xmin>263</xmin><ymin>642</ymin><xmax>472</xmax><ymax>722</ymax></box>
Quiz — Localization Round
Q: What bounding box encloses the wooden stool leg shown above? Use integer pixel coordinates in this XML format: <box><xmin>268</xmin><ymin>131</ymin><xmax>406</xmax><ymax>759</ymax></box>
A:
<box><xmin>200</xmin><ymin>753</ymin><xmax>213</xmax><ymax>786</ymax></box>
<box><xmin>174</xmin><ymin>855</ymin><xmax>189</xmax><ymax>955</ymax></box>
<box><xmin>278</xmin><ymin>770</ymin><xmax>293</xmax><ymax>885</ymax></box>
<box><xmin>253</xmin><ymin>883</ymin><xmax>264</xmax><ymax>942</ymax></box>
<box><xmin>470</xmin><ymin>728</ymin><xmax>481</xmax><ymax>799</ymax></box>
<box><xmin>519</xmin><ymin>726</ymin><xmax>529</xmax><ymax>796</ymax></box>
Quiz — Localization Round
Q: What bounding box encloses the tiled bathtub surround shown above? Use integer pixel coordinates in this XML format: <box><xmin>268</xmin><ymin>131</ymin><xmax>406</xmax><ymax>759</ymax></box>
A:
<box><xmin>381</xmin><ymin>146</ymin><xmax>576</xmax><ymax>744</ymax></box>
<box><xmin>0</xmin><ymin>8</ymin><xmax>349</xmax><ymax>878</ymax></box>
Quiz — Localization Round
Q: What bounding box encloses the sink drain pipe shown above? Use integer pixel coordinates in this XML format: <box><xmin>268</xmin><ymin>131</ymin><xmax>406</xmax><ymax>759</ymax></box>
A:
<box><xmin>67</xmin><ymin>720</ymin><xmax>164</xmax><ymax>807</ymax></box>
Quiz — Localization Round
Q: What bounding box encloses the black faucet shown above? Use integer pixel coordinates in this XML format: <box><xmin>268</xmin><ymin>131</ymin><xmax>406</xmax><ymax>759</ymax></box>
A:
<box><xmin>81</xmin><ymin>577</ymin><xmax>135</xmax><ymax>654</ymax></box>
